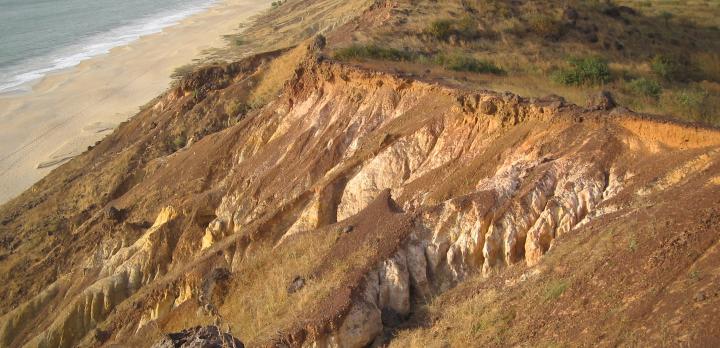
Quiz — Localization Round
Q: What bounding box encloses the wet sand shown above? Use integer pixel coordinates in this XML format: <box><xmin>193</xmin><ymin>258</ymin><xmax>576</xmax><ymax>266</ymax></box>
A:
<box><xmin>0</xmin><ymin>0</ymin><xmax>272</xmax><ymax>204</ymax></box>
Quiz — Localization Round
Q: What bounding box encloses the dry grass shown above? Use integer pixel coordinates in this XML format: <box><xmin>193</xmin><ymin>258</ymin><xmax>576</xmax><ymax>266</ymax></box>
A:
<box><xmin>210</xmin><ymin>0</ymin><xmax>370</xmax><ymax>62</ymax></box>
<box><xmin>388</xmin><ymin>286</ymin><xmax>520</xmax><ymax>347</ymax></box>
<box><xmin>622</xmin><ymin>0</ymin><xmax>720</xmax><ymax>28</ymax></box>
<box><xmin>330</xmin><ymin>0</ymin><xmax>720</xmax><ymax>125</ymax></box>
<box><xmin>248</xmin><ymin>43</ymin><xmax>309</xmax><ymax>108</ymax></box>
<box><xmin>387</xmin><ymin>219</ymin><xmax>623</xmax><ymax>348</ymax></box>
<box><xmin>217</xmin><ymin>227</ymin><xmax>371</xmax><ymax>344</ymax></box>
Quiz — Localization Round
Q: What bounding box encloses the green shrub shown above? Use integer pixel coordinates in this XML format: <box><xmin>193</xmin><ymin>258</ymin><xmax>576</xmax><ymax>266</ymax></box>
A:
<box><xmin>672</xmin><ymin>88</ymin><xmax>707</xmax><ymax>109</ymax></box>
<box><xmin>425</xmin><ymin>20</ymin><xmax>454</xmax><ymax>40</ymax></box>
<box><xmin>628</xmin><ymin>236</ymin><xmax>638</xmax><ymax>252</ymax></box>
<box><xmin>434</xmin><ymin>54</ymin><xmax>504</xmax><ymax>74</ymax></box>
<box><xmin>650</xmin><ymin>54</ymin><xmax>686</xmax><ymax>81</ymax></box>
<box><xmin>334</xmin><ymin>44</ymin><xmax>415</xmax><ymax>61</ymax></box>
<box><xmin>628</xmin><ymin>78</ymin><xmax>662</xmax><ymax>99</ymax></box>
<box><xmin>172</xmin><ymin>134</ymin><xmax>187</xmax><ymax>150</ymax></box>
<box><xmin>552</xmin><ymin>57</ymin><xmax>611</xmax><ymax>86</ymax></box>
<box><xmin>661</xmin><ymin>85</ymin><xmax>716</xmax><ymax>124</ymax></box>
<box><xmin>543</xmin><ymin>280</ymin><xmax>568</xmax><ymax>301</ymax></box>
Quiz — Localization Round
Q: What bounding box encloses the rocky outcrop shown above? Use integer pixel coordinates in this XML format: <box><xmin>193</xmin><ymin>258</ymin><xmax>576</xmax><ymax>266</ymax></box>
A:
<box><xmin>0</xmin><ymin>206</ymin><xmax>187</xmax><ymax>347</ymax></box>
<box><xmin>152</xmin><ymin>326</ymin><xmax>244</xmax><ymax>348</ymax></box>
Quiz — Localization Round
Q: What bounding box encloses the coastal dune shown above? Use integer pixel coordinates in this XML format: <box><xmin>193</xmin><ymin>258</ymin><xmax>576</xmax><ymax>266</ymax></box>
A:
<box><xmin>0</xmin><ymin>0</ymin><xmax>272</xmax><ymax>204</ymax></box>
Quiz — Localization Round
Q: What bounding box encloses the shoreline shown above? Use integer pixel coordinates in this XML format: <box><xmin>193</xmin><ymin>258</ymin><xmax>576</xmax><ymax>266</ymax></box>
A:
<box><xmin>0</xmin><ymin>0</ymin><xmax>272</xmax><ymax>204</ymax></box>
<box><xmin>0</xmin><ymin>0</ymin><xmax>219</xmax><ymax>95</ymax></box>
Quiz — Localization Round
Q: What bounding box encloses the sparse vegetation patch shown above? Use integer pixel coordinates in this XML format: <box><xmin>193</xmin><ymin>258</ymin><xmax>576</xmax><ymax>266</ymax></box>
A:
<box><xmin>434</xmin><ymin>54</ymin><xmax>505</xmax><ymax>75</ymax></box>
<box><xmin>651</xmin><ymin>54</ymin><xmax>691</xmax><ymax>82</ymax></box>
<box><xmin>544</xmin><ymin>279</ymin><xmax>569</xmax><ymax>301</ymax></box>
<box><xmin>334</xmin><ymin>45</ymin><xmax>504</xmax><ymax>75</ymax></box>
<box><xmin>334</xmin><ymin>44</ymin><xmax>415</xmax><ymax>62</ymax></box>
<box><xmin>271</xmin><ymin>0</ymin><xmax>287</xmax><ymax>9</ymax></box>
<box><xmin>627</xmin><ymin>78</ymin><xmax>662</xmax><ymax>99</ymax></box>
<box><xmin>425</xmin><ymin>19</ymin><xmax>454</xmax><ymax>40</ymax></box>
<box><xmin>552</xmin><ymin>57</ymin><xmax>611</xmax><ymax>86</ymax></box>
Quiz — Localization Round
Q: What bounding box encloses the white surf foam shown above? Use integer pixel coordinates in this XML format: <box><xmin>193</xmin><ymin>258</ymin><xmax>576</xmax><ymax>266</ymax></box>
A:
<box><xmin>0</xmin><ymin>0</ymin><xmax>217</xmax><ymax>94</ymax></box>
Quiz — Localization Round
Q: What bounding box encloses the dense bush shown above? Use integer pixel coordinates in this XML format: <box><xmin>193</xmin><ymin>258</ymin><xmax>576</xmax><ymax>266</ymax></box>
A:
<box><xmin>422</xmin><ymin>17</ymin><xmax>484</xmax><ymax>42</ymax></box>
<box><xmin>661</xmin><ymin>84</ymin><xmax>719</xmax><ymax>125</ymax></box>
<box><xmin>552</xmin><ymin>57</ymin><xmax>611</xmax><ymax>86</ymax></box>
<box><xmin>172</xmin><ymin>134</ymin><xmax>187</xmax><ymax>151</ymax></box>
<box><xmin>651</xmin><ymin>54</ymin><xmax>690</xmax><ymax>82</ymax></box>
<box><xmin>425</xmin><ymin>20</ymin><xmax>454</xmax><ymax>40</ymax></box>
<box><xmin>334</xmin><ymin>45</ymin><xmax>415</xmax><ymax>61</ymax></box>
<box><xmin>674</xmin><ymin>88</ymin><xmax>707</xmax><ymax>109</ymax></box>
<box><xmin>627</xmin><ymin>78</ymin><xmax>662</xmax><ymax>99</ymax></box>
<box><xmin>527</xmin><ymin>14</ymin><xmax>564</xmax><ymax>40</ymax></box>
<box><xmin>334</xmin><ymin>45</ymin><xmax>503</xmax><ymax>75</ymax></box>
<box><xmin>171</xmin><ymin>64</ymin><xmax>195</xmax><ymax>80</ymax></box>
<box><xmin>271</xmin><ymin>0</ymin><xmax>286</xmax><ymax>9</ymax></box>
<box><xmin>434</xmin><ymin>54</ymin><xmax>504</xmax><ymax>74</ymax></box>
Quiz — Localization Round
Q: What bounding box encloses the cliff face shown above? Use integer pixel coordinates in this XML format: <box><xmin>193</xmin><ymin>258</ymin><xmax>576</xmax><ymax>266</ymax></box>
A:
<box><xmin>1</xmin><ymin>38</ymin><xmax>720</xmax><ymax>347</ymax></box>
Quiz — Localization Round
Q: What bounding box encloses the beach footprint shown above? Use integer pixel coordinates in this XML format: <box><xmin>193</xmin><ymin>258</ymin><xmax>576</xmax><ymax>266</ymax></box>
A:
<box><xmin>82</xmin><ymin>121</ymin><xmax>116</xmax><ymax>134</ymax></box>
<box><xmin>36</xmin><ymin>122</ymin><xmax>116</xmax><ymax>169</ymax></box>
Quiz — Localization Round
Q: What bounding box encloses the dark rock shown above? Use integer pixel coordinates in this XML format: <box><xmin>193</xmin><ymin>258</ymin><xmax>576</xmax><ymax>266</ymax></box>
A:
<box><xmin>310</xmin><ymin>34</ymin><xmax>327</xmax><ymax>52</ymax></box>
<box><xmin>479</xmin><ymin>100</ymin><xmax>498</xmax><ymax>115</ymax></box>
<box><xmin>211</xmin><ymin>267</ymin><xmax>231</xmax><ymax>281</ymax></box>
<box><xmin>618</xmin><ymin>6</ymin><xmax>638</xmax><ymax>16</ymax></box>
<box><xmin>94</xmin><ymin>329</ymin><xmax>111</xmax><ymax>345</ymax></box>
<box><xmin>603</xmin><ymin>5</ymin><xmax>637</xmax><ymax>18</ymax></box>
<box><xmin>603</xmin><ymin>7</ymin><xmax>622</xmax><ymax>18</ymax></box>
<box><xmin>105</xmin><ymin>206</ymin><xmax>124</xmax><ymax>222</ymax></box>
<box><xmin>152</xmin><ymin>326</ymin><xmax>244</xmax><ymax>348</ymax></box>
<box><xmin>538</xmin><ymin>94</ymin><xmax>566</xmax><ymax>111</ymax></box>
<box><xmin>586</xmin><ymin>32</ymin><xmax>599</xmax><ymax>43</ymax></box>
<box><xmin>587</xmin><ymin>91</ymin><xmax>616</xmax><ymax>111</ymax></box>
<box><xmin>342</xmin><ymin>225</ymin><xmax>354</xmax><ymax>234</ymax></box>
<box><xmin>381</xmin><ymin>308</ymin><xmax>404</xmax><ymax>327</ymax></box>
<box><xmin>502</xmin><ymin>92</ymin><xmax>522</xmax><ymax>104</ymax></box>
<box><xmin>287</xmin><ymin>276</ymin><xmax>306</xmax><ymax>294</ymax></box>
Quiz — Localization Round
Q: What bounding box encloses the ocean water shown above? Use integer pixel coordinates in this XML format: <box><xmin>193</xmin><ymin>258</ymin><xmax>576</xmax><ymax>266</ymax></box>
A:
<box><xmin>0</xmin><ymin>0</ymin><xmax>217</xmax><ymax>94</ymax></box>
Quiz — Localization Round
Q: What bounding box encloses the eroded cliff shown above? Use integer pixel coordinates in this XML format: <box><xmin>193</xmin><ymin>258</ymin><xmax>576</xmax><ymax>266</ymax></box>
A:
<box><xmin>1</xmin><ymin>32</ymin><xmax>720</xmax><ymax>348</ymax></box>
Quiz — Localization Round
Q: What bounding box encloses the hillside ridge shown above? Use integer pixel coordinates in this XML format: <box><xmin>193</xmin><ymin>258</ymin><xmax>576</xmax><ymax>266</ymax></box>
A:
<box><xmin>2</xmin><ymin>1</ymin><xmax>720</xmax><ymax>347</ymax></box>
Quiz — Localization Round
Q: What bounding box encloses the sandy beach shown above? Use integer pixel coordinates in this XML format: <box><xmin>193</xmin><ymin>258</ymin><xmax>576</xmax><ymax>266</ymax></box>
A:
<box><xmin>0</xmin><ymin>0</ymin><xmax>272</xmax><ymax>204</ymax></box>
